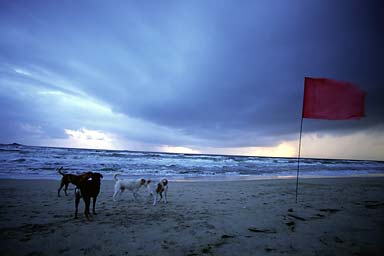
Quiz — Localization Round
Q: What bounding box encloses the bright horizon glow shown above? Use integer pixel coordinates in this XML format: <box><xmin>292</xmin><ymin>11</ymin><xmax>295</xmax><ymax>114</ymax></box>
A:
<box><xmin>11</xmin><ymin>127</ymin><xmax>382</xmax><ymax>161</ymax></box>
<box><xmin>158</xmin><ymin>145</ymin><xmax>201</xmax><ymax>154</ymax></box>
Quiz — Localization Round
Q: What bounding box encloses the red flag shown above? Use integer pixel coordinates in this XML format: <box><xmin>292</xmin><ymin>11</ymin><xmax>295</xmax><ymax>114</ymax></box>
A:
<box><xmin>302</xmin><ymin>77</ymin><xmax>365</xmax><ymax>120</ymax></box>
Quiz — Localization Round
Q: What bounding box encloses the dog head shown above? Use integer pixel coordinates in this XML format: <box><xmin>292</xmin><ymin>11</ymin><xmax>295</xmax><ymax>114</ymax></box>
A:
<box><xmin>161</xmin><ymin>179</ymin><xmax>168</xmax><ymax>186</ymax></box>
<box><xmin>91</xmin><ymin>172</ymin><xmax>103</xmax><ymax>181</ymax></box>
<box><xmin>140</xmin><ymin>178</ymin><xmax>150</xmax><ymax>186</ymax></box>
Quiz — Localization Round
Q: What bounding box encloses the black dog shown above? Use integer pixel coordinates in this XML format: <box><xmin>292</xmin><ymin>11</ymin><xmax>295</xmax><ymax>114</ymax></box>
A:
<box><xmin>75</xmin><ymin>172</ymin><xmax>103</xmax><ymax>220</ymax></box>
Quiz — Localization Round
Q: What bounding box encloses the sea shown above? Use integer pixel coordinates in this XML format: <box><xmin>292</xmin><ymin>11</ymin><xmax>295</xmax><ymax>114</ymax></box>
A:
<box><xmin>1</xmin><ymin>143</ymin><xmax>383</xmax><ymax>181</ymax></box>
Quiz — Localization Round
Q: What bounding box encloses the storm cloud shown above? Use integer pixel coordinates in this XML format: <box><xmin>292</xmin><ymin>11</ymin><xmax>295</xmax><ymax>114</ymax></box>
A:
<box><xmin>0</xmin><ymin>0</ymin><xmax>383</xmax><ymax>158</ymax></box>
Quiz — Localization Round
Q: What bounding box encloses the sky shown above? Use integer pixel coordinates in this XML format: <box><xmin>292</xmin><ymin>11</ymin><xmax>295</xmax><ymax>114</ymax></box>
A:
<box><xmin>0</xmin><ymin>0</ymin><xmax>383</xmax><ymax>160</ymax></box>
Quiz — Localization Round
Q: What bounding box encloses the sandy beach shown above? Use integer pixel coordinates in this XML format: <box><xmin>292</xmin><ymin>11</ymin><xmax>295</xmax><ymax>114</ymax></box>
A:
<box><xmin>0</xmin><ymin>177</ymin><xmax>383</xmax><ymax>256</ymax></box>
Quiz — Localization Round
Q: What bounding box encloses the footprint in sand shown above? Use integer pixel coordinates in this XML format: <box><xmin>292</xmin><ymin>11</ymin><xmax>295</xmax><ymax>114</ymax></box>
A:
<box><xmin>285</xmin><ymin>221</ymin><xmax>295</xmax><ymax>232</ymax></box>
<box><xmin>24</xmin><ymin>250</ymin><xmax>44</xmax><ymax>256</ymax></box>
<box><xmin>58</xmin><ymin>247</ymin><xmax>70</xmax><ymax>254</ymax></box>
<box><xmin>318</xmin><ymin>208</ymin><xmax>340</xmax><ymax>213</ymax></box>
<box><xmin>364</xmin><ymin>201</ymin><xmax>384</xmax><ymax>209</ymax></box>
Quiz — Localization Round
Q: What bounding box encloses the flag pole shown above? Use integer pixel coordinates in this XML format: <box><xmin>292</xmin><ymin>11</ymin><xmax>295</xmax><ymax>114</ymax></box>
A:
<box><xmin>296</xmin><ymin>78</ymin><xmax>306</xmax><ymax>203</ymax></box>
<box><xmin>295</xmin><ymin>117</ymin><xmax>304</xmax><ymax>203</ymax></box>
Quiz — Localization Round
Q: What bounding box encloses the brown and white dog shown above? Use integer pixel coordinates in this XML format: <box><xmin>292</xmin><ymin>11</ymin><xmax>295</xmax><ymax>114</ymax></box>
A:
<box><xmin>148</xmin><ymin>178</ymin><xmax>168</xmax><ymax>206</ymax></box>
<box><xmin>57</xmin><ymin>167</ymin><xmax>92</xmax><ymax>197</ymax></box>
<box><xmin>112</xmin><ymin>174</ymin><xmax>151</xmax><ymax>201</ymax></box>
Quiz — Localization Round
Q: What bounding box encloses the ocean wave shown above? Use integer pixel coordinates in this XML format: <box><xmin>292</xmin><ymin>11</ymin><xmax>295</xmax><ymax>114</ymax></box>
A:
<box><xmin>1</xmin><ymin>144</ymin><xmax>384</xmax><ymax>180</ymax></box>
<box><xmin>11</xmin><ymin>158</ymin><xmax>27</xmax><ymax>162</ymax></box>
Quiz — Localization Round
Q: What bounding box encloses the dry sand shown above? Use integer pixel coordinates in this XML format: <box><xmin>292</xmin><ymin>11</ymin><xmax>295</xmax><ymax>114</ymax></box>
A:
<box><xmin>0</xmin><ymin>177</ymin><xmax>383</xmax><ymax>256</ymax></box>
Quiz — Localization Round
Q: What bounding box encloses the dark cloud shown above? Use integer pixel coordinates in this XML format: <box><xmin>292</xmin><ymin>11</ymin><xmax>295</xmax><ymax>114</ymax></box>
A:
<box><xmin>0</xmin><ymin>0</ymin><xmax>383</xmax><ymax>149</ymax></box>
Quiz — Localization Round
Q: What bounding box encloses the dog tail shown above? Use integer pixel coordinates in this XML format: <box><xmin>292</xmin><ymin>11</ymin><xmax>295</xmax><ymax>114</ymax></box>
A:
<box><xmin>113</xmin><ymin>173</ymin><xmax>121</xmax><ymax>181</ymax></box>
<box><xmin>57</xmin><ymin>167</ymin><xmax>65</xmax><ymax>176</ymax></box>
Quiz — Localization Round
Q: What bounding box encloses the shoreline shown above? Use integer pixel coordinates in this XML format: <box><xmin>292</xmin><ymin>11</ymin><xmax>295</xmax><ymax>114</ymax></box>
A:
<box><xmin>1</xmin><ymin>177</ymin><xmax>383</xmax><ymax>255</ymax></box>
<box><xmin>1</xmin><ymin>173</ymin><xmax>383</xmax><ymax>182</ymax></box>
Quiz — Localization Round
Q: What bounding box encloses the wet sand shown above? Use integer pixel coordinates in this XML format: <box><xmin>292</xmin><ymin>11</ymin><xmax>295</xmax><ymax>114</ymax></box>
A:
<box><xmin>0</xmin><ymin>177</ymin><xmax>383</xmax><ymax>255</ymax></box>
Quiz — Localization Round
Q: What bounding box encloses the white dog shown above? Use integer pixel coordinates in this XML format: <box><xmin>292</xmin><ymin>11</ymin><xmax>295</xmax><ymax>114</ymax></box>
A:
<box><xmin>147</xmin><ymin>178</ymin><xmax>168</xmax><ymax>206</ymax></box>
<box><xmin>113</xmin><ymin>174</ymin><xmax>150</xmax><ymax>202</ymax></box>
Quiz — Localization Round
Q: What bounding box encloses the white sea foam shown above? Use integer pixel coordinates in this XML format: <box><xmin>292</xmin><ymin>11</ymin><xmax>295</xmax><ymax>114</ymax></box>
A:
<box><xmin>0</xmin><ymin>144</ymin><xmax>383</xmax><ymax>180</ymax></box>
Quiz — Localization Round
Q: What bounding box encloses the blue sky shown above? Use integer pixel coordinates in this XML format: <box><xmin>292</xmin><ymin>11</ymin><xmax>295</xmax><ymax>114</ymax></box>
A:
<box><xmin>0</xmin><ymin>0</ymin><xmax>383</xmax><ymax>160</ymax></box>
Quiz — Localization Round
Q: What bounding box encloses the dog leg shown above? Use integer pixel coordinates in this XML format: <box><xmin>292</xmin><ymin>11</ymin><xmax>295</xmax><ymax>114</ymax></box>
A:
<box><xmin>92</xmin><ymin>197</ymin><xmax>97</xmax><ymax>215</ymax></box>
<box><xmin>147</xmin><ymin>186</ymin><xmax>153</xmax><ymax>197</ymax></box>
<box><xmin>74</xmin><ymin>191</ymin><xmax>81</xmax><ymax>219</ymax></box>
<box><xmin>84</xmin><ymin>197</ymin><xmax>91</xmax><ymax>220</ymax></box>
<box><xmin>133</xmin><ymin>192</ymin><xmax>138</xmax><ymax>201</ymax></box>
<box><xmin>159</xmin><ymin>192</ymin><xmax>163</xmax><ymax>203</ymax></box>
<box><xmin>153</xmin><ymin>192</ymin><xmax>161</xmax><ymax>206</ymax></box>
<box><xmin>113</xmin><ymin>190</ymin><xmax>119</xmax><ymax>201</ymax></box>
<box><xmin>153</xmin><ymin>193</ymin><xmax>157</xmax><ymax>206</ymax></box>
<box><xmin>58</xmin><ymin>180</ymin><xmax>65</xmax><ymax>197</ymax></box>
<box><xmin>64</xmin><ymin>183</ymin><xmax>69</xmax><ymax>196</ymax></box>
<box><xmin>164</xmin><ymin>188</ymin><xmax>168</xmax><ymax>204</ymax></box>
